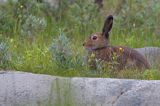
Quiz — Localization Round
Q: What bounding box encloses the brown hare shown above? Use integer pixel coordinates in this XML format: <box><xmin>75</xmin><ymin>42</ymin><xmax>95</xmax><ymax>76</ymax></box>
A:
<box><xmin>83</xmin><ymin>15</ymin><xmax>150</xmax><ymax>70</ymax></box>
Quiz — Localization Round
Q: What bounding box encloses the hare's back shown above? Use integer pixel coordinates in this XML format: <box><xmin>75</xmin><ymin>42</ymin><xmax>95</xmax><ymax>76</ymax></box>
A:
<box><xmin>114</xmin><ymin>46</ymin><xmax>150</xmax><ymax>69</ymax></box>
<box><xmin>96</xmin><ymin>46</ymin><xmax>150</xmax><ymax>69</ymax></box>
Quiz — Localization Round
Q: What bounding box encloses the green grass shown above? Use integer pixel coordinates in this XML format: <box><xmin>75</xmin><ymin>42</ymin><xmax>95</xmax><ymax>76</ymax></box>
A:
<box><xmin>0</xmin><ymin>0</ymin><xmax>160</xmax><ymax>79</ymax></box>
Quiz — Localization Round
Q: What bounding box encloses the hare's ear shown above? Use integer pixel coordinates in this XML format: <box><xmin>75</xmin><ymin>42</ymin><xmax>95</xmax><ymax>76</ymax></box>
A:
<box><xmin>102</xmin><ymin>15</ymin><xmax>113</xmax><ymax>39</ymax></box>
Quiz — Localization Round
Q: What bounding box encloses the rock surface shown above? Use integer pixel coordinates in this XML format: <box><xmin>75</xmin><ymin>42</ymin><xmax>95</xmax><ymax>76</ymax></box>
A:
<box><xmin>135</xmin><ymin>47</ymin><xmax>160</xmax><ymax>67</ymax></box>
<box><xmin>1</xmin><ymin>71</ymin><xmax>160</xmax><ymax>106</ymax></box>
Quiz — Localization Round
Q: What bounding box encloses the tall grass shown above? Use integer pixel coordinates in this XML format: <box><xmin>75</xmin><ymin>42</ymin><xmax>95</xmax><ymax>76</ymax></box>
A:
<box><xmin>0</xmin><ymin>0</ymin><xmax>160</xmax><ymax>79</ymax></box>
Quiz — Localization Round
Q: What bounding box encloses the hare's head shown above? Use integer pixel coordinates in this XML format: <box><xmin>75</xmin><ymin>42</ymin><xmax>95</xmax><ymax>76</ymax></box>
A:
<box><xmin>83</xmin><ymin>15</ymin><xmax>113</xmax><ymax>51</ymax></box>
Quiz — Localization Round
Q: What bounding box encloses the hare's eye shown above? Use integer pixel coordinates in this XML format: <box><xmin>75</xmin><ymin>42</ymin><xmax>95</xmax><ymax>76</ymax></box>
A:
<box><xmin>91</xmin><ymin>36</ymin><xmax>97</xmax><ymax>40</ymax></box>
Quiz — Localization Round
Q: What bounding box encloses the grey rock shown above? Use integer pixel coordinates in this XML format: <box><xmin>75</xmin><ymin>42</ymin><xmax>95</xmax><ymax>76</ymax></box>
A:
<box><xmin>0</xmin><ymin>71</ymin><xmax>56</xmax><ymax>106</ymax></box>
<box><xmin>135</xmin><ymin>47</ymin><xmax>160</xmax><ymax>67</ymax></box>
<box><xmin>1</xmin><ymin>71</ymin><xmax>160</xmax><ymax>106</ymax></box>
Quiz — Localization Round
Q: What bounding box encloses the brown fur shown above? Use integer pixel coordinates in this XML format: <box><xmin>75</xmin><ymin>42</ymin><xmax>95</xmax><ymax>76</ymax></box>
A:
<box><xmin>83</xmin><ymin>15</ymin><xmax>150</xmax><ymax>70</ymax></box>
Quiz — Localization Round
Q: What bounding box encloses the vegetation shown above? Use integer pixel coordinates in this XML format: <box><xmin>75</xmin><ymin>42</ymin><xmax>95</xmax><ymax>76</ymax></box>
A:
<box><xmin>0</xmin><ymin>0</ymin><xmax>160</xmax><ymax>79</ymax></box>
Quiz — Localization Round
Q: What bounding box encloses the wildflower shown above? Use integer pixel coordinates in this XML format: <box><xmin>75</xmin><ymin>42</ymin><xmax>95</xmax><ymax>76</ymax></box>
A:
<box><xmin>10</xmin><ymin>39</ymin><xmax>13</xmax><ymax>43</ymax></box>
<box><xmin>112</xmin><ymin>56</ymin><xmax>115</xmax><ymax>60</ymax></box>
<box><xmin>90</xmin><ymin>53</ymin><xmax>95</xmax><ymax>58</ymax></box>
<box><xmin>88</xmin><ymin>58</ymin><xmax>91</xmax><ymax>63</ymax></box>
<box><xmin>44</xmin><ymin>47</ymin><xmax>48</xmax><ymax>53</ymax></box>
<box><xmin>44</xmin><ymin>50</ymin><xmax>48</xmax><ymax>53</ymax></box>
<box><xmin>20</xmin><ymin>5</ymin><xmax>23</xmax><ymax>8</ymax></box>
<box><xmin>119</xmin><ymin>47</ymin><xmax>124</xmax><ymax>53</ymax></box>
<box><xmin>133</xmin><ymin>23</ymin><xmax>136</xmax><ymax>27</ymax></box>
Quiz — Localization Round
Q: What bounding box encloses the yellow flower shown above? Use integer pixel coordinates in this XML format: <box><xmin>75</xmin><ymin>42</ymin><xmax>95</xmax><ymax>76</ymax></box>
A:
<box><xmin>119</xmin><ymin>47</ymin><xmax>124</xmax><ymax>53</ymax></box>
<box><xmin>90</xmin><ymin>53</ymin><xmax>95</xmax><ymax>58</ymax></box>
<box><xmin>88</xmin><ymin>58</ymin><xmax>91</xmax><ymax>63</ymax></box>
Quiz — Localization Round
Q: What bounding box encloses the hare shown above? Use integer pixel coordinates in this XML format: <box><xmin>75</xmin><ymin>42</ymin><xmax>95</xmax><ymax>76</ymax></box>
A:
<box><xmin>83</xmin><ymin>15</ymin><xmax>150</xmax><ymax>70</ymax></box>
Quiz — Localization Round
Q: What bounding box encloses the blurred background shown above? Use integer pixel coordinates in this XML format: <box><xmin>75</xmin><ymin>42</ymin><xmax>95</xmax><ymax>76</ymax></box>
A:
<box><xmin>0</xmin><ymin>0</ymin><xmax>160</xmax><ymax>79</ymax></box>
